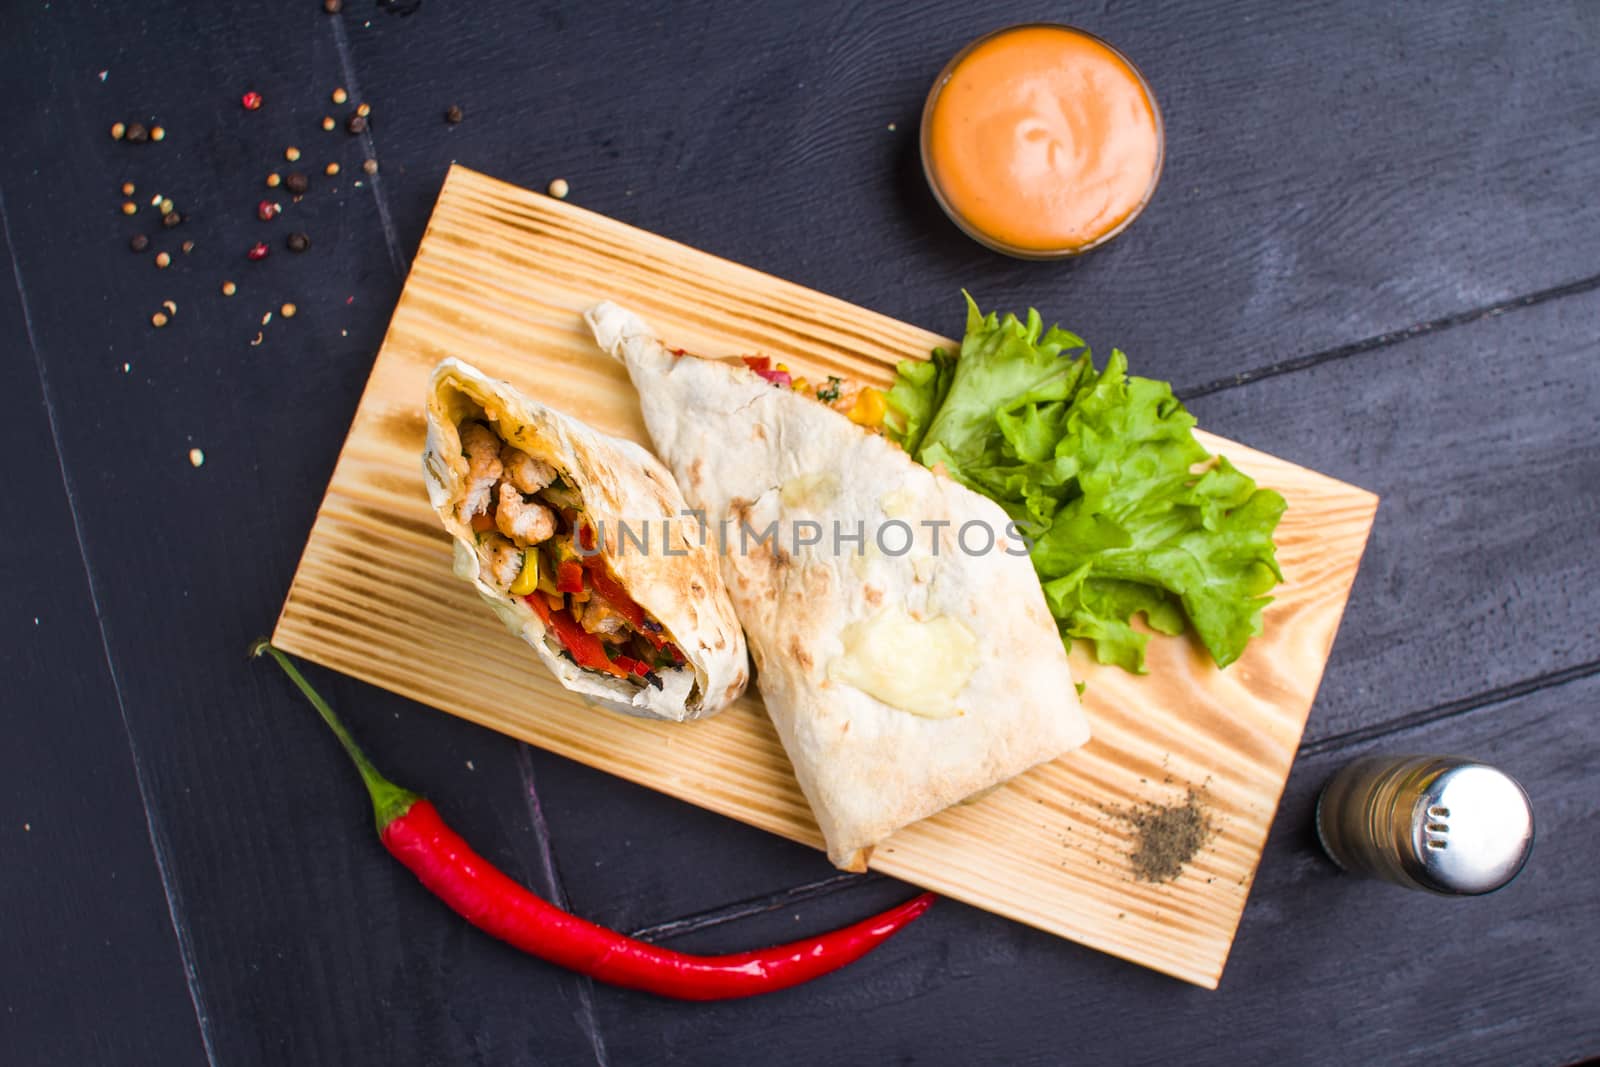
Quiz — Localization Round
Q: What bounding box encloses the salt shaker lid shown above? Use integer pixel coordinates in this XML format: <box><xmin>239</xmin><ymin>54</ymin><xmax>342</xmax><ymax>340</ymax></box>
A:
<box><xmin>1410</xmin><ymin>762</ymin><xmax>1534</xmax><ymax>895</ymax></box>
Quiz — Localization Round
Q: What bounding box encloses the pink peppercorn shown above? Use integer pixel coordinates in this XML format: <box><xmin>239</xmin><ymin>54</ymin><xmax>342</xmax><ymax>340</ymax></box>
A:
<box><xmin>241</xmin><ymin>91</ymin><xmax>263</xmax><ymax>111</ymax></box>
<box><xmin>257</xmin><ymin>200</ymin><xmax>281</xmax><ymax>221</ymax></box>
<box><xmin>247</xmin><ymin>242</ymin><xmax>270</xmax><ymax>261</ymax></box>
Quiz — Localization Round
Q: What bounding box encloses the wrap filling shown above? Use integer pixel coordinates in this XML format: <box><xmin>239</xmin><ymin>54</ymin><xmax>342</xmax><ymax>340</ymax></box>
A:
<box><xmin>456</xmin><ymin>416</ymin><xmax>688</xmax><ymax>692</ymax></box>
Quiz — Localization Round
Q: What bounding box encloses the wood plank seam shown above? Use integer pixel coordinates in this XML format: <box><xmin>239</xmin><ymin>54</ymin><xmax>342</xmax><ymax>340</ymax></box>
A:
<box><xmin>627</xmin><ymin>873</ymin><xmax>872</xmax><ymax>942</ymax></box>
<box><xmin>1</xmin><ymin>187</ymin><xmax>221</xmax><ymax>1067</ymax></box>
<box><xmin>325</xmin><ymin>16</ymin><xmax>408</xmax><ymax>281</ymax></box>
<box><xmin>515</xmin><ymin>746</ymin><xmax>611</xmax><ymax>1065</ymax></box>
<box><xmin>1301</xmin><ymin>655</ymin><xmax>1600</xmax><ymax>757</ymax></box>
<box><xmin>1180</xmin><ymin>268</ymin><xmax>1600</xmax><ymax>399</ymax></box>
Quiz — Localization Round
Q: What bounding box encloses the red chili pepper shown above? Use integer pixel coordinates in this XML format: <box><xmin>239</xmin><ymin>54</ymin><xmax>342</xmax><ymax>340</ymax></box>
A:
<box><xmin>555</xmin><ymin>560</ymin><xmax>585</xmax><ymax>595</ymax></box>
<box><xmin>526</xmin><ymin>595</ymin><xmax>629</xmax><ymax>679</ymax></box>
<box><xmin>252</xmin><ymin>642</ymin><xmax>934</xmax><ymax>999</ymax></box>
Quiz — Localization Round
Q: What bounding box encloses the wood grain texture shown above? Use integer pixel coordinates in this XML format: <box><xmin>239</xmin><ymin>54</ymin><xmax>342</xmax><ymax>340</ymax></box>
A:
<box><xmin>1</xmin><ymin>0</ymin><xmax>1596</xmax><ymax>1061</ymax></box>
<box><xmin>585</xmin><ymin>670</ymin><xmax>1600</xmax><ymax>1067</ymax></box>
<box><xmin>0</xmin><ymin>7</ymin><xmax>605</xmax><ymax>1063</ymax></box>
<box><xmin>338</xmin><ymin>0</ymin><xmax>1600</xmax><ymax>395</ymax></box>
<box><xmin>0</xmin><ymin>205</ymin><xmax>209</xmax><ymax>1067</ymax></box>
<box><xmin>1187</xmin><ymin>285</ymin><xmax>1600</xmax><ymax>742</ymax></box>
<box><xmin>274</xmin><ymin>166</ymin><xmax>1377</xmax><ymax>987</ymax></box>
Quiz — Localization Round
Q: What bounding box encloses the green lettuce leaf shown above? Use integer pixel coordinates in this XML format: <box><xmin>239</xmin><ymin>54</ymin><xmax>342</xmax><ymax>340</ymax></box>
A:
<box><xmin>887</xmin><ymin>295</ymin><xmax>1286</xmax><ymax>672</ymax></box>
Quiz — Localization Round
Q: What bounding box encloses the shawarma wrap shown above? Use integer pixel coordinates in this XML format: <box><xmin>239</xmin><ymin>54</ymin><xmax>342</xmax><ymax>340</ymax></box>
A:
<box><xmin>422</xmin><ymin>358</ymin><xmax>748</xmax><ymax>722</ymax></box>
<box><xmin>586</xmin><ymin>303</ymin><xmax>1091</xmax><ymax>869</ymax></box>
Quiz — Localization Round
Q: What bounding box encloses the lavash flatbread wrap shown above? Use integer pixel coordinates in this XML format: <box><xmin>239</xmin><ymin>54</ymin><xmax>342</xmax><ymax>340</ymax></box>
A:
<box><xmin>586</xmin><ymin>303</ymin><xmax>1091</xmax><ymax>870</ymax></box>
<box><xmin>422</xmin><ymin>358</ymin><xmax>748</xmax><ymax>722</ymax></box>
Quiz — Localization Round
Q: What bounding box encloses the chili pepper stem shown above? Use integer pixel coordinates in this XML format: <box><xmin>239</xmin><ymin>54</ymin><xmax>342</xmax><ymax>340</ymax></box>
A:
<box><xmin>250</xmin><ymin>640</ymin><xmax>419</xmax><ymax>832</ymax></box>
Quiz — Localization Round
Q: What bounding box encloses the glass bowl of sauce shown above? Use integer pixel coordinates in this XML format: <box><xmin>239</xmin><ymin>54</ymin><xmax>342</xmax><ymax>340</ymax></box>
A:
<box><xmin>921</xmin><ymin>23</ymin><xmax>1164</xmax><ymax>259</ymax></box>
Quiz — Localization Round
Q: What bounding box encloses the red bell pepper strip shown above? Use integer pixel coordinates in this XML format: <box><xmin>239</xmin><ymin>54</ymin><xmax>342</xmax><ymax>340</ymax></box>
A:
<box><xmin>469</xmin><ymin>512</ymin><xmax>496</xmax><ymax>534</ymax></box>
<box><xmin>556</xmin><ymin>560</ymin><xmax>585</xmax><ymax>595</ymax></box>
<box><xmin>581</xmin><ymin>559</ymin><xmax>647</xmax><ymax>630</ymax></box>
<box><xmin>741</xmin><ymin>355</ymin><xmax>771</xmax><ymax>372</ymax></box>
<box><xmin>524</xmin><ymin>595</ymin><xmax>629</xmax><ymax>679</ymax></box>
<box><xmin>252</xmin><ymin>642</ymin><xmax>934</xmax><ymax>1000</ymax></box>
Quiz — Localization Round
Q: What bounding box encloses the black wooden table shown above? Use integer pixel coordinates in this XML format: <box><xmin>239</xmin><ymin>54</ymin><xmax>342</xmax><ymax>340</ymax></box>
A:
<box><xmin>3</xmin><ymin>2</ymin><xmax>1596</xmax><ymax>1064</ymax></box>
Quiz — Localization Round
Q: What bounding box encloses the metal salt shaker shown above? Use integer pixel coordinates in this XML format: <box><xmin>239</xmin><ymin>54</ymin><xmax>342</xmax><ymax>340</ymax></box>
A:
<box><xmin>1315</xmin><ymin>755</ymin><xmax>1534</xmax><ymax>895</ymax></box>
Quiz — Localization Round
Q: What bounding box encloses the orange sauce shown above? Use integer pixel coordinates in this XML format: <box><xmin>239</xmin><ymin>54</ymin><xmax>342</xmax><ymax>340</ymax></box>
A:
<box><xmin>924</xmin><ymin>25</ymin><xmax>1162</xmax><ymax>255</ymax></box>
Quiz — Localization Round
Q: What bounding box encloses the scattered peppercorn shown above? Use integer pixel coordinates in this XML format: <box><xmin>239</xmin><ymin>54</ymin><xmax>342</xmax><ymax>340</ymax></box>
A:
<box><xmin>445</xmin><ymin>105</ymin><xmax>463</xmax><ymax>124</ymax></box>
<box><xmin>357</xmin><ymin>102</ymin><xmax>372</xmax><ymax>118</ymax></box>
<box><xmin>151</xmin><ymin>126</ymin><xmax>166</xmax><ymax>142</ymax></box>
<box><xmin>129</xmin><ymin>234</ymin><xmax>150</xmax><ymax>253</ymax></box>
<box><xmin>126</xmin><ymin>123</ymin><xmax>149</xmax><ymax>143</ymax></box>
<box><xmin>121</xmin><ymin>181</ymin><xmax>136</xmax><ymax>196</ymax></box>
<box><xmin>324</xmin><ymin>162</ymin><xmax>340</xmax><ymax>176</ymax></box>
<box><xmin>331</xmin><ymin>87</ymin><xmax>348</xmax><ymax>105</ymax></box>
<box><xmin>266</xmin><ymin>172</ymin><xmax>282</xmax><ymax>188</ymax></box>
<box><xmin>242</xmin><ymin>91</ymin><xmax>263</xmax><ymax>111</ymax></box>
<box><xmin>281</xmin><ymin>302</ymin><xmax>298</xmax><ymax>318</ymax></box>
<box><xmin>188</xmin><ymin>447</ymin><xmax>204</xmax><ymax>467</ymax></box>
<box><xmin>548</xmin><ymin>178</ymin><xmax>570</xmax><ymax>200</ymax></box>
<box><xmin>324</xmin><ymin>0</ymin><xmax>343</xmax><ymax>11</ymax></box>
<box><xmin>159</xmin><ymin>197</ymin><xmax>175</xmax><ymax>215</ymax></box>
<box><xmin>286</xmin><ymin>231</ymin><xmax>311</xmax><ymax>253</ymax></box>
<box><xmin>151</xmin><ymin>311</ymin><xmax>169</xmax><ymax>328</ymax></box>
<box><xmin>121</xmin><ymin>201</ymin><xmax>138</xmax><ymax>216</ymax></box>
<box><xmin>319</xmin><ymin>115</ymin><xmax>335</xmax><ymax>132</ymax></box>
<box><xmin>110</xmin><ymin>122</ymin><xmax>127</xmax><ymax>140</ymax></box>
<box><xmin>162</xmin><ymin>211</ymin><xmax>182</xmax><ymax>229</ymax></box>
<box><xmin>155</xmin><ymin>252</ymin><xmax>172</xmax><ymax>269</ymax></box>
<box><xmin>284</xmin><ymin>172</ymin><xmax>309</xmax><ymax>195</ymax></box>
<box><xmin>221</xmin><ymin>280</ymin><xmax>237</xmax><ymax>296</ymax></box>
<box><xmin>346</xmin><ymin>114</ymin><xmax>367</xmax><ymax>135</ymax></box>
<box><xmin>162</xmin><ymin>299</ymin><xmax>178</xmax><ymax>315</ymax></box>
<box><xmin>247</xmin><ymin>242</ymin><xmax>270</xmax><ymax>261</ymax></box>
<box><xmin>181</xmin><ymin>239</ymin><xmax>195</xmax><ymax>254</ymax></box>
<box><xmin>285</xmin><ymin>146</ymin><xmax>301</xmax><ymax>162</ymax></box>
<box><xmin>362</xmin><ymin>158</ymin><xmax>378</xmax><ymax>175</ymax></box>
<box><xmin>257</xmin><ymin>199</ymin><xmax>282</xmax><ymax>221</ymax></box>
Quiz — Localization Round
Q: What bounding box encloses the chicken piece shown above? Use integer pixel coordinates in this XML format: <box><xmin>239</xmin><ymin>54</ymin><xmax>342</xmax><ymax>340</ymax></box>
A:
<box><xmin>476</xmin><ymin>533</ymin><xmax>523</xmax><ymax>594</ymax></box>
<box><xmin>457</xmin><ymin>421</ymin><xmax>504</xmax><ymax>524</ymax></box>
<box><xmin>495</xmin><ymin>481</ymin><xmax>558</xmax><ymax>545</ymax></box>
<box><xmin>501</xmin><ymin>443</ymin><xmax>557</xmax><ymax>494</ymax></box>
<box><xmin>580</xmin><ymin>594</ymin><xmax>628</xmax><ymax>639</ymax></box>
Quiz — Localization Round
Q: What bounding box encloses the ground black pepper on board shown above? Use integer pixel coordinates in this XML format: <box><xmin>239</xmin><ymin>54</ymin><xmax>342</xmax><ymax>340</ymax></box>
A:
<box><xmin>1122</xmin><ymin>790</ymin><xmax>1214</xmax><ymax>883</ymax></box>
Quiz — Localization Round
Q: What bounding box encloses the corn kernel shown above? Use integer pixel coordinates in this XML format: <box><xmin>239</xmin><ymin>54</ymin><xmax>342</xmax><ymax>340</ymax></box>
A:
<box><xmin>848</xmin><ymin>387</ymin><xmax>887</xmax><ymax>428</ymax></box>
<box><xmin>509</xmin><ymin>551</ymin><xmax>541</xmax><ymax>595</ymax></box>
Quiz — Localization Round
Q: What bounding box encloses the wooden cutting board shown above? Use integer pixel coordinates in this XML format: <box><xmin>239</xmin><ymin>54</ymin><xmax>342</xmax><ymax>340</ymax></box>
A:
<box><xmin>274</xmin><ymin>165</ymin><xmax>1377</xmax><ymax>988</ymax></box>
